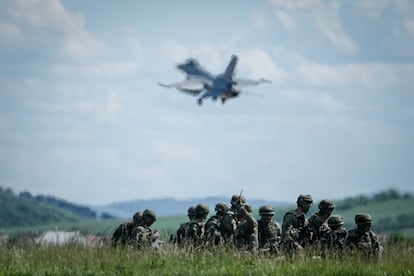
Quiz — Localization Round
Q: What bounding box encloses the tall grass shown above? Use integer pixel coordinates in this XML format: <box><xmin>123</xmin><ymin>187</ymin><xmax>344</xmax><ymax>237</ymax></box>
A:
<box><xmin>1</xmin><ymin>240</ymin><xmax>414</xmax><ymax>275</ymax></box>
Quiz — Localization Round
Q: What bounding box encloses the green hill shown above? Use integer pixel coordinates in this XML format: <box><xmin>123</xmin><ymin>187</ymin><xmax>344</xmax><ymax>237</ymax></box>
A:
<box><xmin>0</xmin><ymin>187</ymin><xmax>80</xmax><ymax>229</ymax></box>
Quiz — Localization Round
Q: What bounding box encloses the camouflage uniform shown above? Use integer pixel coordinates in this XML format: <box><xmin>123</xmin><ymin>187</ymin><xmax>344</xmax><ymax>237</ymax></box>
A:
<box><xmin>185</xmin><ymin>204</ymin><xmax>210</xmax><ymax>246</ymax></box>
<box><xmin>346</xmin><ymin>213</ymin><xmax>383</xmax><ymax>259</ymax></box>
<box><xmin>281</xmin><ymin>194</ymin><xmax>313</xmax><ymax>255</ymax></box>
<box><xmin>175</xmin><ymin>206</ymin><xmax>196</xmax><ymax>245</ymax></box>
<box><xmin>204</xmin><ymin>203</ymin><xmax>229</xmax><ymax>246</ymax></box>
<box><xmin>222</xmin><ymin>194</ymin><xmax>246</xmax><ymax>243</ymax></box>
<box><xmin>307</xmin><ymin>199</ymin><xmax>335</xmax><ymax>245</ymax></box>
<box><xmin>257</xmin><ymin>205</ymin><xmax>281</xmax><ymax>254</ymax></box>
<box><xmin>320</xmin><ymin>215</ymin><xmax>347</xmax><ymax>258</ymax></box>
<box><xmin>234</xmin><ymin>205</ymin><xmax>258</xmax><ymax>252</ymax></box>
<box><xmin>111</xmin><ymin>211</ymin><xmax>142</xmax><ymax>247</ymax></box>
<box><xmin>132</xmin><ymin>209</ymin><xmax>158</xmax><ymax>249</ymax></box>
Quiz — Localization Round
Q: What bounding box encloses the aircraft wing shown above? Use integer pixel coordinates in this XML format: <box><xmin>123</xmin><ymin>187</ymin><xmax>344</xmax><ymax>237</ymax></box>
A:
<box><xmin>176</xmin><ymin>59</ymin><xmax>215</xmax><ymax>82</ymax></box>
<box><xmin>158</xmin><ymin>79</ymin><xmax>206</xmax><ymax>96</ymax></box>
<box><xmin>234</xmin><ymin>78</ymin><xmax>271</xmax><ymax>86</ymax></box>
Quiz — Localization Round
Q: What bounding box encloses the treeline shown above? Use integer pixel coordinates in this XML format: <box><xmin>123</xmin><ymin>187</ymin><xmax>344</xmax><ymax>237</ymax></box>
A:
<box><xmin>0</xmin><ymin>187</ymin><xmax>115</xmax><ymax>228</ymax></box>
<box><xmin>0</xmin><ymin>187</ymin><xmax>79</xmax><ymax>228</ymax></box>
<box><xmin>335</xmin><ymin>189</ymin><xmax>412</xmax><ymax>212</ymax></box>
<box><xmin>376</xmin><ymin>213</ymin><xmax>414</xmax><ymax>233</ymax></box>
<box><xmin>19</xmin><ymin>192</ymin><xmax>98</xmax><ymax>219</ymax></box>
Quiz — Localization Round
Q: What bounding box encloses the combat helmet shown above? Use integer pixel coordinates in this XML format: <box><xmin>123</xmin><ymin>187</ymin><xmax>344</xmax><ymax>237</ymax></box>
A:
<box><xmin>143</xmin><ymin>209</ymin><xmax>157</xmax><ymax>222</ymax></box>
<box><xmin>318</xmin><ymin>199</ymin><xmax>336</xmax><ymax>212</ymax></box>
<box><xmin>195</xmin><ymin>203</ymin><xmax>210</xmax><ymax>219</ymax></box>
<box><xmin>297</xmin><ymin>194</ymin><xmax>313</xmax><ymax>207</ymax></box>
<box><xmin>215</xmin><ymin>203</ymin><xmax>229</xmax><ymax>215</ymax></box>
<box><xmin>231</xmin><ymin>194</ymin><xmax>246</xmax><ymax>206</ymax></box>
<box><xmin>355</xmin><ymin>213</ymin><xmax>372</xmax><ymax>224</ymax></box>
<box><xmin>328</xmin><ymin>215</ymin><xmax>344</xmax><ymax>228</ymax></box>
<box><xmin>187</xmin><ymin>206</ymin><xmax>196</xmax><ymax>217</ymax></box>
<box><xmin>133</xmin><ymin>211</ymin><xmax>143</xmax><ymax>223</ymax></box>
<box><xmin>259</xmin><ymin>205</ymin><xmax>275</xmax><ymax>216</ymax></box>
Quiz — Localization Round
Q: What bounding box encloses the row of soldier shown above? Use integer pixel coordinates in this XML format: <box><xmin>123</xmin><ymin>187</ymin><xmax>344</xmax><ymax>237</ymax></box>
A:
<box><xmin>111</xmin><ymin>194</ymin><xmax>383</xmax><ymax>259</ymax></box>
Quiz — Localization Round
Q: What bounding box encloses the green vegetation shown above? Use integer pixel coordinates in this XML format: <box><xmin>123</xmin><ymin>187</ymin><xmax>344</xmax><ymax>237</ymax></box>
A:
<box><xmin>0</xmin><ymin>187</ymin><xmax>80</xmax><ymax>228</ymax></box>
<box><xmin>1</xmin><ymin>239</ymin><xmax>414</xmax><ymax>275</ymax></box>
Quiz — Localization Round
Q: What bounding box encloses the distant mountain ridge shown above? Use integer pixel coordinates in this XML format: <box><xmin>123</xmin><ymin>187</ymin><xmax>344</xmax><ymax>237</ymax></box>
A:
<box><xmin>19</xmin><ymin>192</ymin><xmax>98</xmax><ymax>219</ymax></box>
<box><xmin>97</xmin><ymin>196</ymin><xmax>289</xmax><ymax>218</ymax></box>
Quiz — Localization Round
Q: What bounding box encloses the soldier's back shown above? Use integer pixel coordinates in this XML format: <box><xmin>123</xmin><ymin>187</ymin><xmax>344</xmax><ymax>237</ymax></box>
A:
<box><xmin>204</xmin><ymin>215</ymin><xmax>223</xmax><ymax>245</ymax></box>
<box><xmin>346</xmin><ymin>228</ymin><xmax>383</xmax><ymax>258</ymax></box>
<box><xmin>111</xmin><ymin>222</ymin><xmax>134</xmax><ymax>246</ymax></box>
<box><xmin>176</xmin><ymin>221</ymin><xmax>189</xmax><ymax>245</ymax></box>
<box><xmin>185</xmin><ymin>220</ymin><xmax>204</xmax><ymax>245</ymax></box>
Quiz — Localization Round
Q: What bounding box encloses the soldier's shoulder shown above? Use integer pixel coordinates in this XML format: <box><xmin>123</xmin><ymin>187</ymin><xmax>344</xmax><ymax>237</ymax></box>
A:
<box><xmin>179</xmin><ymin>221</ymin><xmax>189</xmax><ymax>228</ymax></box>
<box><xmin>369</xmin><ymin>230</ymin><xmax>378</xmax><ymax>238</ymax></box>
<box><xmin>284</xmin><ymin>209</ymin><xmax>298</xmax><ymax>217</ymax></box>
<box><xmin>135</xmin><ymin>225</ymin><xmax>147</xmax><ymax>233</ymax></box>
<box><xmin>347</xmin><ymin>228</ymin><xmax>358</xmax><ymax>237</ymax></box>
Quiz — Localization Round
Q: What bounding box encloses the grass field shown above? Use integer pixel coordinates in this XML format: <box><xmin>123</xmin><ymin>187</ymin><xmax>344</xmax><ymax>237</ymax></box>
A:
<box><xmin>1</xmin><ymin>239</ymin><xmax>414</xmax><ymax>275</ymax></box>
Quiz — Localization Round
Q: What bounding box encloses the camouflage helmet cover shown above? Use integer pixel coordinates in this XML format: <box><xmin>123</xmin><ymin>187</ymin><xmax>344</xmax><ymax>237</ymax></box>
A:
<box><xmin>328</xmin><ymin>215</ymin><xmax>344</xmax><ymax>227</ymax></box>
<box><xmin>133</xmin><ymin>211</ymin><xmax>143</xmax><ymax>222</ymax></box>
<box><xmin>355</xmin><ymin>213</ymin><xmax>372</xmax><ymax>224</ymax></box>
<box><xmin>259</xmin><ymin>205</ymin><xmax>275</xmax><ymax>216</ymax></box>
<box><xmin>231</xmin><ymin>194</ymin><xmax>246</xmax><ymax>205</ymax></box>
<box><xmin>187</xmin><ymin>206</ymin><xmax>196</xmax><ymax>216</ymax></box>
<box><xmin>297</xmin><ymin>194</ymin><xmax>313</xmax><ymax>207</ymax></box>
<box><xmin>215</xmin><ymin>202</ymin><xmax>229</xmax><ymax>213</ymax></box>
<box><xmin>318</xmin><ymin>199</ymin><xmax>336</xmax><ymax>210</ymax></box>
<box><xmin>195</xmin><ymin>203</ymin><xmax>210</xmax><ymax>218</ymax></box>
<box><xmin>143</xmin><ymin>209</ymin><xmax>157</xmax><ymax>222</ymax></box>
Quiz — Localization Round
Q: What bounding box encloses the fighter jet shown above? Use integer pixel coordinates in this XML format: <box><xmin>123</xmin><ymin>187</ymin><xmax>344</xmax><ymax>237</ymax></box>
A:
<box><xmin>159</xmin><ymin>54</ymin><xmax>271</xmax><ymax>105</ymax></box>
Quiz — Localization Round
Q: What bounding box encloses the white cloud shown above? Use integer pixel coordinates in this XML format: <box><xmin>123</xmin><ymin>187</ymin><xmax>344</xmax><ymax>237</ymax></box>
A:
<box><xmin>312</xmin><ymin>2</ymin><xmax>358</xmax><ymax>54</ymax></box>
<box><xmin>297</xmin><ymin>61</ymin><xmax>414</xmax><ymax>89</ymax></box>
<box><xmin>152</xmin><ymin>140</ymin><xmax>203</xmax><ymax>166</ymax></box>
<box><xmin>317</xmin><ymin>93</ymin><xmax>347</xmax><ymax>112</ymax></box>
<box><xmin>241</xmin><ymin>49</ymin><xmax>287</xmax><ymax>82</ymax></box>
<box><xmin>50</xmin><ymin>61</ymin><xmax>140</xmax><ymax>78</ymax></box>
<box><xmin>161</xmin><ymin>40</ymin><xmax>191</xmax><ymax>62</ymax></box>
<box><xmin>1</xmin><ymin>0</ymin><xmax>105</xmax><ymax>58</ymax></box>
<box><xmin>0</xmin><ymin>20</ymin><xmax>22</xmax><ymax>42</ymax></box>
<box><xmin>404</xmin><ymin>19</ymin><xmax>414</xmax><ymax>41</ymax></box>
<box><xmin>354</xmin><ymin>0</ymin><xmax>391</xmax><ymax>19</ymax></box>
<box><xmin>271</xmin><ymin>0</ymin><xmax>358</xmax><ymax>54</ymax></box>
<box><xmin>274</xmin><ymin>10</ymin><xmax>296</xmax><ymax>30</ymax></box>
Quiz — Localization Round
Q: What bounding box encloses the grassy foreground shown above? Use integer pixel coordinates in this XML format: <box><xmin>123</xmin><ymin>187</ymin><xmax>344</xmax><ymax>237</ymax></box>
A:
<box><xmin>1</xmin><ymin>241</ymin><xmax>414</xmax><ymax>276</ymax></box>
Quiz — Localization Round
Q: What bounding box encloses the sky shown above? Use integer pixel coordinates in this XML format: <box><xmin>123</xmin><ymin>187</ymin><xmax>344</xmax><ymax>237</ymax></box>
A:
<box><xmin>1</xmin><ymin>0</ymin><xmax>414</xmax><ymax>206</ymax></box>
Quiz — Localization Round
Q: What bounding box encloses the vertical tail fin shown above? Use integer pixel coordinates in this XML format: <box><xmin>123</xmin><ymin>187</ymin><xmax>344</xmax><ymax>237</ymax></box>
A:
<box><xmin>223</xmin><ymin>55</ymin><xmax>238</xmax><ymax>80</ymax></box>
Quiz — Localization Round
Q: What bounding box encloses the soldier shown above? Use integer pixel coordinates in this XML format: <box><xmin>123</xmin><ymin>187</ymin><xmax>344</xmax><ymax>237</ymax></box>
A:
<box><xmin>346</xmin><ymin>213</ymin><xmax>383</xmax><ymax>259</ymax></box>
<box><xmin>175</xmin><ymin>206</ymin><xmax>196</xmax><ymax>245</ymax></box>
<box><xmin>234</xmin><ymin>204</ymin><xmax>258</xmax><ymax>252</ymax></box>
<box><xmin>308</xmin><ymin>199</ymin><xmax>336</xmax><ymax>244</ymax></box>
<box><xmin>111</xmin><ymin>211</ymin><xmax>143</xmax><ymax>247</ymax></box>
<box><xmin>281</xmin><ymin>194</ymin><xmax>313</xmax><ymax>256</ymax></box>
<box><xmin>185</xmin><ymin>203</ymin><xmax>210</xmax><ymax>246</ymax></box>
<box><xmin>131</xmin><ymin>209</ymin><xmax>158</xmax><ymax>249</ymax></box>
<box><xmin>204</xmin><ymin>203</ymin><xmax>229</xmax><ymax>246</ymax></box>
<box><xmin>258</xmin><ymin>205</ymin><xmax>281</xmax><ymax>254</ymax></box>
<box><xmin>320</xmin><ymin>215</ymin><xmax>347</xmax><ymax>258</ymax></box>
<box><xmin>222</xmin><ymin>194</ymin><xmax>247</xmax><ymax>243</ymax></box>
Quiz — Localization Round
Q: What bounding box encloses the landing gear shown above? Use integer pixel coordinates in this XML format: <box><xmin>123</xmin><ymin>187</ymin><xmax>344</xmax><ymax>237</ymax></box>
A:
<box><xmin>221</xmin><ymin>98</ymin><xmax>226</xmax><ymax>104</ymax></box>
<box><xmin>198</xmin><ymin>98</ymin><xmax>203</xmax><ymax>105</ymax></box>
